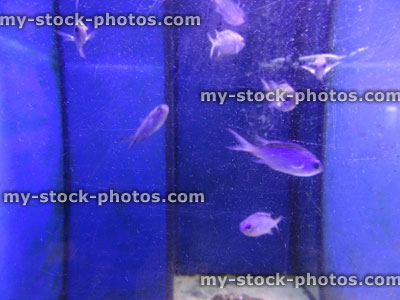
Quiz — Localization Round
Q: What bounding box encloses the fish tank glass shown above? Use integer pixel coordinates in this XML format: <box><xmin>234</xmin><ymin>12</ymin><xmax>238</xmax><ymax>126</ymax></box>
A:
<box><xmin>1</xmin><ymin>0</ymin><xmax>400</xmax><ymax>299</ymax></box>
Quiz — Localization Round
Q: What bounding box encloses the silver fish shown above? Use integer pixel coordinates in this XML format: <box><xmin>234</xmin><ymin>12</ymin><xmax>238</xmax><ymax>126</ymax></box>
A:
<box><xmin>299</xmin><ymin>55</ymin><xmax>341</xmax><ymax>81</ymax></box>
<box><xmin>213</xmin><ymin>0</ymin><xmax>245</xmax><ymax>26</ymax></box>
<box><xmin>240</xmin><ymin>212</ymin><xmax>282</xmax><ymax>237</ymax></box>
<box><xmin>123</xmin><ymin>104</ymin><xmax>169</xmax><ymax>149</ymax></box>
<box><xmin>261</xmin><ymin>79</ymin><xmax>297</xmax><ymax>112</ymax></box>
<box><xmin>299</xmin><ymin>46</ymin><xmax>368</xmax><ymax>81</ymax></box>
<box><xmin>56</xmin><ymin>22</ymin><xmax>95</xmax><ymax>60</ymax></box>
<box><xmin>227</xmin><ymin>129</ymin><xmax>323</xmax><ymax>177</ymax></box>
<box><xmin>207</xmin><ymin>29</ymin><xmax>245</xmax><ymax>59</ymax></box>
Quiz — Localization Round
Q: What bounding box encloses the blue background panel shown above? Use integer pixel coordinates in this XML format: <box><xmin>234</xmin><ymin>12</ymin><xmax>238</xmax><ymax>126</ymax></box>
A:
<box><xmin>57</xmin><ymin>1</ymin><xmax>167</xmax><ymax>299</ymax></box>
<box><xmin>323</xmin><ymin>0</ymin><xmax>400</xmax><ymax>299</ymax></box>
<box><xmin>0</xmin><ymin>1</ymin><xmax>64</xmax><ymax>299</ymax></box>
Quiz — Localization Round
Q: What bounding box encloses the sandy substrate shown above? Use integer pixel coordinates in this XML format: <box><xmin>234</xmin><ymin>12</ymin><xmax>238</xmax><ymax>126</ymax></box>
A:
<box><xmin>174</xmin><ymin>275</ymin><xmax>319</xmax><ymax>300</ymax></box>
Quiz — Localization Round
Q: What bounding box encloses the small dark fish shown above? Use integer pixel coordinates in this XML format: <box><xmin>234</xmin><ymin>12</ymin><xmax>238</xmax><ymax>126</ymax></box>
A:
<box><xmin>240</xmin><ymin>212</ymin><xmax>282</xmax><ymax>237</ymax></box>
<box><xmin>122</xmin><ymin>104</ymin><xmax>169</xmax><ymax>149</ymax></box>
<box><xmin>227</xmin><ymin>129</ymin><xmax>323</xmax><ymax>177</ymax></box>
<box><xmin>56</xmin><ymin>22</ymin><xmax>95</xmax><ymax>60</ymax></box>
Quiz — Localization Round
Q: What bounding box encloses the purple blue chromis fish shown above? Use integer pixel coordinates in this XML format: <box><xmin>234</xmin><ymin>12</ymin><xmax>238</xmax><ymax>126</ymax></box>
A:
<box><xmin>122</xmin><ymin>104</ymin><xmax>169</xmax><ymax>150</ymax></box>
<box><xmin>299</xmin><ymin>56</ymin><xmax>341</xmax><ymax>82</ymax></box>
<box><xmin>212</xmin><ymin>0</ymin><xmax>245</xmax><ymax>26</ymax></box>
<box><xmin>207</xmin><ymin>29</ymin><xmax>245</xmax><ymax>59</ymax></box>
<box><xmin>298</xmin><ymin>47</ymin><xmax>368</xmax><ymax>81</ymax></box>
<box><xmin>240</xmin><ymin>212</ymin><xmax>282</xmax><ymax>237</ymax></box>
<box><xmin>227</xmin><ymin>129</ymin><xmax>323</xmax><ymax>177</ymax></box>
<box><xmin>56</xmin><ymin>22</ymin><xmax>95</xmax><ymax>60</ymax></box>
<box><xmin>261</xmin><ymin>79</ymin><xmax>298</xmax><ymax>112</ymax></box>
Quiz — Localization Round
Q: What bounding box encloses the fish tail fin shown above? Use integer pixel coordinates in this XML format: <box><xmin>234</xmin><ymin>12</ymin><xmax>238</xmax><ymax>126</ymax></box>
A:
<box><xmin>207</xmin><ymin>32</ymin><xmax>216</xmax><ymax>58</ymax></box>
<box><xmin>274</xmin><ymin>216</ymin><xmax>283</xmax><ymax>232</ymax></box>
<box><xmin>128</xmin><ymin>139</ymin><xmax>136</xmax><ymax>150</ymax></box>
<box><xmin>56</xmin><ymin>31</ymin><xmax>75</xmax><ymax>42</ymax></box>
<box><xmin>78</xmin><ymin>47</ymin><xmax>87</xmax><ymax>60</ymax></box>
<box><xmin>226</xmin><ymin>128</ymin><xmax>255</xmax><ymax>153</ymax></box>
<box><xmin>116</xmin><ymin>135</ymin><xmax>136</xmax><ymax>150</ymax></box>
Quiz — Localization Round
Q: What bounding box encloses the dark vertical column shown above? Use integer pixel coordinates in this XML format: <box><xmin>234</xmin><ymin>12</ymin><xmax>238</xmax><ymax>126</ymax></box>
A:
<box><xmin>288</xmin><ymin>0</ymin><xmax>332</xmax><ymax>275</ymax></box>
<box><xmin>163</xmin><ymin>0</ymin><xmax>179</xmax><ymax>299</ymax></box>
<box><xmin>53</xmin><ymin>1</ymin><xmax>71</xmax><ymax>298</ymax></box>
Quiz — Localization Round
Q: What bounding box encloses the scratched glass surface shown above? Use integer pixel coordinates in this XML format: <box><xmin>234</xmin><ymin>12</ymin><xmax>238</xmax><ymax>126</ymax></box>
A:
<box><xmin>0</xmin><ymin>0</ymin><xmax>399</xmax><ymax>300</ymax></box>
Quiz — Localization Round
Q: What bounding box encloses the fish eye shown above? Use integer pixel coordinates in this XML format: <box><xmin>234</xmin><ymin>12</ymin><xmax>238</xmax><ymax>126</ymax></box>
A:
<box><xmin>245</xmin><ymin>224</ymin><xmax>252</xmax><ymax>231</ymax></box>
<box><xmin>312</xmin><ymin>162</ymin><xmax>320</xmax><ymax>170</ymax></box>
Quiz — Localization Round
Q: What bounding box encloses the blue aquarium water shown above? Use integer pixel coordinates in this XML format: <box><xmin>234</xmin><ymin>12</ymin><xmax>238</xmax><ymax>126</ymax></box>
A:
<box><xmin>1</xmin><ymin>0</ymin><xmax>400</xmax><ymax>299</ymax></box>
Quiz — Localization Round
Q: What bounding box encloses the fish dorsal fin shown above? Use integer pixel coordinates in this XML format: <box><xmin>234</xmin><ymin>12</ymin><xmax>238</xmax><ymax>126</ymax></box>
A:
<box><xmin>255</xmin><ymin>136</ymin><xmax>309</xmax><ymax>153</ymax></box>
<box><xmin>264</xmin><ymin>141</ymin><xmax>309</xmax><ymax>152</ymax></box>
<box><xmin>254</xmin><ymin>212</ymin><xmax>271</xmax><ymax>217</ymax></box>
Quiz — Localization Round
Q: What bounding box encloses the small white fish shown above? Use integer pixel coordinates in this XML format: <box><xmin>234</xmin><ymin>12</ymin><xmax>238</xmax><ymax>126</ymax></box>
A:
<box><xmin>207</xmin><ymin>29</ymin><xmax>245</xmax><ymax>59</ymax></box>
<box><xmin>56</xmin><ymin>22</ymin><xmax>95</xmax><ymax>60</ymax></box>
<box><xmin>122</xmin><ymin>104</ymin><xmax>169</xmax><ymax>150</ymax></box>
<box><xmin>213</xmin><ymin>0</ymin><xmax>245</xmax><ymax>26</ymax></box>
<box><xmin>261</xmin><ymin>79</ymin><xmax>297</xmax><ymax>112</ymax></box>
<box><xmin>299</xmin><ymin>56</ymin><xmax>341</xmax><ymax>81</ymax></box>
<box><xmin>299</xmin><ymin>46</ymin><xmax>368</xmax><ymax>81</ymax></box>
<box><xmin>240</xmin><ymin>212</ymin><xmax>282</xmax><ymax>237</ymax></box>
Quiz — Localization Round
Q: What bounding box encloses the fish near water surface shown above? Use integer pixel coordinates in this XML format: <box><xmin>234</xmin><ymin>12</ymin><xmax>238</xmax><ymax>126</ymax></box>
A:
<box><xmin>240</xmin><ymin>212</ymin><xmax>282</xmax><ymax>237</ymax></box>
<box><xmin>208</xmin><ymin>30</ymin><xmax>245</xmax><ymax>59</ymax></box>
<box><xmin>122</xmin><ymin>104</ymin><xmax>169</xmax><ymax>149</ymax></box>
<box><xmin>261</xmin><ymin>79</ymin><xmax>297</xmax><ymax>112</ymax></box>
<box><xmin>56</xmin><ymin>22</ymin><xmax>95</xmax><ymax>60</ymax></box>
<box><xmin>213</xmin><ymin>0</ymin><xmax>245</xmax><ymax>26</ymax></box>
<box><xmin>227</xmin><ymin>129</ymin><xmax>323</xmax><ymax>177</ymax></box>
